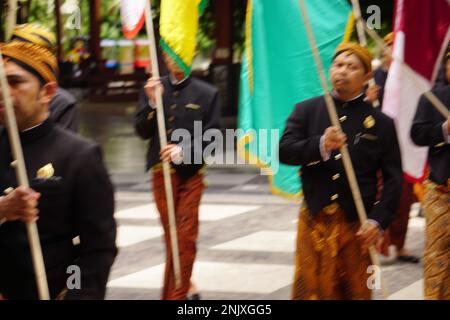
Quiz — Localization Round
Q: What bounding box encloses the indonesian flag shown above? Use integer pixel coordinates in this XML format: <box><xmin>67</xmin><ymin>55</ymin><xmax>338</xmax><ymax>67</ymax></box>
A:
<box><xmin>120</xmin><ymin>0</ymin><xmax>146</xmax><ymax>39</ymax></box>
<box><xmin>383</xmin><ymin>0</ymin><xmax>450</xmax><ymax>182</ymax></box>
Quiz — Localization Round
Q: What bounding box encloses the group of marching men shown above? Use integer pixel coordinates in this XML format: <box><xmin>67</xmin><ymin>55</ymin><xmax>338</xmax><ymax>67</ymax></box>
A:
<box><xmin>0</xmin><ymin>24</ymin><xmax>448</xmax><ymax>300</ymax></box>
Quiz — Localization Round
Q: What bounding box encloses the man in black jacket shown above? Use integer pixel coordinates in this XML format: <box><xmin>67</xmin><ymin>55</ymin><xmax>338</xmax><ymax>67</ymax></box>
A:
<box><xmin>279</xmin><ymin>43</ymin><xmax>403</xmax><ymax>300</ymax></box>
<box><xmin>135</xmin><ymin>53</ymin><xmax>220</xmax><ymax>300</ymax></box>
<box><xmin>0</xmin><ymin>41</ymin><xmax>116</xmax><ymax>300</ymax></box>
<box><xmin>410</xmin><ymin>52</ymin><xmax>450</xmax><ymax>300</ymax></box>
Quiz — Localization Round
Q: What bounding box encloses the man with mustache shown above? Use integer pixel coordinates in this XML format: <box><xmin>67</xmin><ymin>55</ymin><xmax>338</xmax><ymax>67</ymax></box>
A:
<box><xmin>279</xmin><ymin>43</ymin><xmax>403</xmax><ymax>300</ymax></box>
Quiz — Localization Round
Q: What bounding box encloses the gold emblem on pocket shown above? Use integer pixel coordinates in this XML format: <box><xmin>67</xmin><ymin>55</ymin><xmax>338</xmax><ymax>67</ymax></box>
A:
<box><xmin>363</xmin><ymin>116</ymin><xmax>375</xmax><ymax>129</ymax></box>
<box><xmin>37</xmin><ymin>163</ymin><xmax>54</xmax><ymax>179</ymax></box>
<box><xmin>185</xmin><ymin>103</ymin><xmax>200</xmax><ymax>110</ymax></box>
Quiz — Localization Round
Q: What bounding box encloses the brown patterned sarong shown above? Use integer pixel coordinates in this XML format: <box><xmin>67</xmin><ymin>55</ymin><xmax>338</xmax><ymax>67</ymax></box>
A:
<box><xmin>152</xmin><ymin>168</ymin><xmax>204</xmax><ymax>300</ymax></box>
<box><xmin>423</xmin><ymin>180</ymin><xmax>450</xmax><ymax>300</ymax></box>
<box><xmin>292</xmin><ymin>204</ymin><xmax>372</xmax><ymax>300</ymax></box>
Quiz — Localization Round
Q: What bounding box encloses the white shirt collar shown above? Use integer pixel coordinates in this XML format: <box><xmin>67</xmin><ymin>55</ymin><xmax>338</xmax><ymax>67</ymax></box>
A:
<box><xmin>21</xmin><ymin>122</ymin><xmax>44</xmax><ymax>132</ymax></box>
<box><xmin>332</xmin><ymin>90</ymin><xmax>365</xmax><ymax>102</ymax></box>
<box><xmin>169</xmin><ymin>74</ymin><xmax>188</xmax><ymax>86</ymax></box>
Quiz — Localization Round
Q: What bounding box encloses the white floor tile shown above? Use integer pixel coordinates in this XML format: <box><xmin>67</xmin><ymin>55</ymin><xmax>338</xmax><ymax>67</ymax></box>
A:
<box><xmin>116</xmin><ymin>225</ymin><xmax>163</xmax><ymax>248</ymax></box>
<box><xmin>409</xmin><ymin>202</ymin><xmax>422</xmax><ymax>218</ymax></box>
<box><xmin>115</xmin><ymin>204</ymin><xmax>260</xmax><ymax>222</ymax></box>
<box><xmin>211</xmin><ymin>231</ymin><xmax>297</xmax><ymax>253</ymax></box>
<box><xmin>199</xmin><ymin>204</ymin><xmax>260</xmax><ymax>221</ymax></box>
<box><xmin>388</xmin><ymin>279</ymin><xmax>423</xmax><ymax>300</ymax></box>
<box><xmin>408</xmin><ymin>217</ymin><xmax>425</xmax><ymax>229</ymax></box>
<box><xmin>115</xmin><ymin>204</ymin><xmax>159</xmax><ymax>220</ymax></box>
<box><xmin>108</xmin><ymin>261</ymin><xmax>293</xmax><ymax>294</ymax></box>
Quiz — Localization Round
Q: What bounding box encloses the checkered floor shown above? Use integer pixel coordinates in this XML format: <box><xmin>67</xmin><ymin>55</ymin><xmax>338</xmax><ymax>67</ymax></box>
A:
<box><xmin>106</xmin><ymin>196</ymin><xmax>426</xmax><ymax>300</ymax></box>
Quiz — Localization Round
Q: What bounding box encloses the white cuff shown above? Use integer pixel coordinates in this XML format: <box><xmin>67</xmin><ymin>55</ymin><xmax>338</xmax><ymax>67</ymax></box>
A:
<box><xmin>171</xmin><ymin>145</ymin><xmax>184</xmax><ymax>164</ymax></box>
<box><xmin>442</xmin><ymin>121</ymin><xmax>450</xmax><ymax>143</ymax></box>
<box><xmin>149</xmin><ymin>99</ymin><xmax>157</xmax><ymax>110</ymax></box>
<box><xmin>367</xmin><ymin>219</ymin><xmax>383</xmax><ymax>233</ymax></box>
<box><xmin>319</xmin><ymin>135</ymin><xmax>331</xmax><ymax>161</ymax></box>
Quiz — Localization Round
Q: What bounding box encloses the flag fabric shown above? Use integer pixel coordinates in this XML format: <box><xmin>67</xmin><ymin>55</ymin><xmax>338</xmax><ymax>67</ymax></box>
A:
<box><xmin>382</xmin><ymin>0</ymin><xmax>450</xmax><ymax>182</ymax></box>
<box><xmin>159</xmin><ymin>0</ymin><xmax>208</xmax><ymax>77</ymax></box>
<box><xmin>237</xmin><ymin>0</ymin><xmax>352</xmax><ymax>200</ymax></box>
<box><xmin>120</xmin><ymin>0</ymin><xmax>146</xmax><ymax>39</ymax></box>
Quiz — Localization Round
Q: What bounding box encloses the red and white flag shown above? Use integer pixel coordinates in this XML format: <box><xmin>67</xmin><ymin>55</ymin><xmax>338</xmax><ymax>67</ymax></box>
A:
<box><xmin>383</xmin><ymin>0</ymin><xmax>450</xmax><ymax>182</ymax></box>
<box><xmin>120</xmin><ymin>0</ymin><xmax>146</xmax><ymax>39</ymax></box>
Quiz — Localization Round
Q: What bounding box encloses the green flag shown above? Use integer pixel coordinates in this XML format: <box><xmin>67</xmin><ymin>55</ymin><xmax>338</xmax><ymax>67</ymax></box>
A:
<box><xmin>238</xmin><ymin>0</ymin><xmax>352</xmax><ymax>200</ymax></box>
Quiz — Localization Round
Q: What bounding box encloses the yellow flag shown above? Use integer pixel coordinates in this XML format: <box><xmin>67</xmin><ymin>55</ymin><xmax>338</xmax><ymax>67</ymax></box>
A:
<box><xmin>159</xmin><ymin>0</ymin><xmax>207</xmax><ymax>76</ymax></box>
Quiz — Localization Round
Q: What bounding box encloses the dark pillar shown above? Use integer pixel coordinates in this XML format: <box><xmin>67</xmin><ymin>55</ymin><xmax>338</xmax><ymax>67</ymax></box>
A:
<box><xmin>16</xmin><ymin>0</ymin><xmax>31</xmax><ymax>24</ymax></box>
<box><xmin>89</xmin><ymin>0</ymin><xmax>101</xmax><ymax>64</ymax></box>
<box><xmin>0</xmin><ymin>0</ymin><xmax>5</xmax><ymax>41</ymax></box>
<box><xmin>212</xmin><ymin>0</ymin><xmax>232</xmax><ymax>65</ymax></box>
<box><xmin>55</xmin><ymin>0</ymin><xmax>63</xmax><ymax>60</ymax></box>
<box><xmin>210</xmin><ymin>0</ymin><xmax>235</xmax><ymax>118</ymax></box>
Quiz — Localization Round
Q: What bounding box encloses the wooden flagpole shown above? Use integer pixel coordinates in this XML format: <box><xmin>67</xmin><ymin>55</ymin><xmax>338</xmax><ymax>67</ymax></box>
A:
<box><xmin>143</xmin><ymin>0</ymin><xmax>182</xmax><ymax>289</ymax></box>
<box><xmin>0</xmin><ymin>52</ymin><xmax>50</xmax><ymax>300</ymax></box>
<box><xmin>350</xmin><ymin>0</ymin><xmax>380</xmax><ymax>108</ymax></box>
<box><xmin>297</xmin><ymin>0</ymin><xmax>389</xmax><ymax>299</ymax></box>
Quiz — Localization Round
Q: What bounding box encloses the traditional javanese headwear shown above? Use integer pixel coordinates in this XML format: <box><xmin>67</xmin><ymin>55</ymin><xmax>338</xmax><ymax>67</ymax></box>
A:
<box><xmin>333</xmin><ymin>42</ymin><xmax>373</xmax><ymax>73</ymax></box>
<box><xmin>11</xmin><ymin>23</ymin><xmax>56</xmax><ymax>51</ymax></box>
<box><xmin>0</xmin><ymin>41</ymin><xmax>58</xmax><ymax>84</ymax></box>
<box><xmin>383</xmin><ymin>32</ymin><xmax>394</xmax><ymax>46</ymax></box>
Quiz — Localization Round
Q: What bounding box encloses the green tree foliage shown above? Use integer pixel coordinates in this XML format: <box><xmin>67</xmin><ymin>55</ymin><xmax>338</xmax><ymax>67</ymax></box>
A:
<box><xmin>25</xmin><ymin>0</ymin><xmax>122</xmax><ymax>54</ymax></box>
<box><xmin>12</xmin><ymin>0</ymin><xmax>394</xmax><ymax>61</ymax></box>
<box><xmin>11</xmin><ymin>0</ymin><xmax>229</xmax><ymax>60</ymax></box>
